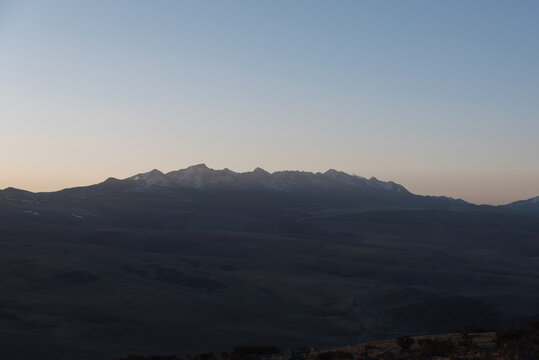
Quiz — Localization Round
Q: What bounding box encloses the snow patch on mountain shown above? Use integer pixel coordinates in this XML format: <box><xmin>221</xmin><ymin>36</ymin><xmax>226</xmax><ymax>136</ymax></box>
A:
<box><xmin>121</xmin><ymin>165</ymin><xmax>410</xmax><ymax>194</ymax></box>
<box><xmin>128</xmin><ymin>169</ymin><xmax>170</xmax><ymax>188</ymax></box>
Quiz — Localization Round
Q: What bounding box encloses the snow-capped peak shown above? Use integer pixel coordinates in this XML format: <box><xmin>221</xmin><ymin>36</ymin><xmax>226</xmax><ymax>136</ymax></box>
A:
<box><xmin>127</xmin><ymin>169</ymin><xmax>169</xmax><ymax>187</ymax></box>
<box><xmin>118</xmin><ymin>165</ymin><xmax>409</xmax><ymax>193</ymax></box>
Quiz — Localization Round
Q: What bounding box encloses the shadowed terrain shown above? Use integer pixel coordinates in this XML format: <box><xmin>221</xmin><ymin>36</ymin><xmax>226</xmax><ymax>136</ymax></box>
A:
<box><xmin>0</xmin><ymin>166</ymin><xmax>538</xmax><ymax>359</ymax></box>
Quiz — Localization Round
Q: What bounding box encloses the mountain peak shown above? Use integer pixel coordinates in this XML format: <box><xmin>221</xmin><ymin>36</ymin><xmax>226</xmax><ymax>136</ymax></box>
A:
<box><xmin>112</xmin><ymin>164</ymin><xmax>412</xmax><ymax>194</ymax></box>
<box><xmin>503</xmin><ymin>195</ymin><xmax>539</xmax><ymax>214</ymax></box>
<box><xmin>253</xmin><ymin>167</ymin><xmax>270</xmax><ymax>175</ymax></box>
<box><xmin>148</xmin><ymin>169</ymin><xmax>164</xmax><ymax>176</ymax></box>
<box><xmin>129</xmin><ymin>169</ymin><xmax>165</xmax><ymax>180</ymax></box>
<box><xmin>189</xmin><ymin>163</ymin><xmax>209</xmax><ymax>170</ymax></box>
<box><xmin>2</xmin><ymin>187</ymin><xmax>21</xmax><ymax>192</ymax></box>
<box><xmin>324</xmin><ymin>168</ymin><xmax>338</xmax><ymax>174</ymax></box>
<box><xmin>127</xmin><ymin>169</ymin><xmax>169</xmax><ymax>188</ymax></box>
<box><xmin>324</xmin><ymin>168</ymin><xmax>350</xmax><ymax>178</ymax></box>
<box><xmin>104</xmin><ymin>177</ymin><xmax>121</xmax><ymax>184</ymax></box>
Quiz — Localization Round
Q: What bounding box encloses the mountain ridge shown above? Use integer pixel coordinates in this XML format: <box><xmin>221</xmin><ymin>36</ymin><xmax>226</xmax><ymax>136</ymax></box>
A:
<box><xmin>0</xmin><ymin>164</ymin><xmax>537</xmax><ymax>212</ymax></box>
<box><xmin>124</xmin><ymin>164</ymin><xmax>410</xmax><ymax>193</ymax></box>
<box><xmin>0</xmin><ymin>164</ymin><xmax>414</xmax><ymax>195</ymax></box>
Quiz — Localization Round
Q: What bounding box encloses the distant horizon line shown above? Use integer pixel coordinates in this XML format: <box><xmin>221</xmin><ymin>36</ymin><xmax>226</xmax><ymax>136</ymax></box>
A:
<box><xmin>1</xmin><ymin>163</ymin><xmax>537</xmax><ymax>207</ymax></box>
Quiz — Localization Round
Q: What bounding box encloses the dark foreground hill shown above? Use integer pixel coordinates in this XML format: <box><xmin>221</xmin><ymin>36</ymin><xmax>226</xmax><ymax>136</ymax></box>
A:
<box><xmin>117</xmin><ymin>322</ymin><xmax>539</xmax><ymax>360</ymax></box>
<box><xmin>0</xmin><ymin>166</ymin><xmax>537</xmax><ymax>359</ymax></box>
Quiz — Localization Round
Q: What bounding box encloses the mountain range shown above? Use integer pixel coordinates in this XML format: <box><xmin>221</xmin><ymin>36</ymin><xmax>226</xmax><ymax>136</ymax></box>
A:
<box><xmin>0</xmin><ymin>165</ymin><xmax>538</xmax><ymax>359</ymax></box>
<box><xmin>0</xmin><ymin>164</ymin><xmax>537</xmax><ymax>222</ymax></box>
<box><xmin>125</xmin><ymin>164</ymin><xmax>409</xmax><ymax>193</ymax></box>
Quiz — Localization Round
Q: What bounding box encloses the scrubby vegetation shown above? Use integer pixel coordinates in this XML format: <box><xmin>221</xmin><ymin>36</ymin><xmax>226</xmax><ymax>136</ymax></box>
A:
<box><xmin>317</xmin><ymin>351</ymin><xmax>354</xmax><ymax>360</ymax></box>
<box><xmin>415</xmin><ymin>338</ymin><xmax>457</xmax><ymax>358</ymax></box>
<box><xmin>396</xmin><ymin>336</ymin><xmax>414</xmax><ymax>351</ymax></box>
<box><xmin>494</xmin><ymin>321</ymin><xmax>539</xmax><ymax>359</ymax></box>
<box><xmin>117</xmin><ymin>322</ymin><xmax>539</xmax><ymax>360</ymax></box>
<box><xmin>120</xmin><ymin>356</ymin><xmax>182</xmax><ymax>360</ymax></box>
<box><xmin>454</xmin><ymin>325</ymin><xmax>495</xmax><ymax>334</ymax></box>
<box><xmin>229</xmin><ymin>345</ymin><xmax>282</xmax><ymax>358</ymax></box>
<box><xmin>458</xmin><ymin>332</ymin><xmax>477</xmax><ymax>352</ymax></box>
<box><xmin>118</xmin><ymin>345</ymin><xmax>281</xmax><ymax>360</ymax></box>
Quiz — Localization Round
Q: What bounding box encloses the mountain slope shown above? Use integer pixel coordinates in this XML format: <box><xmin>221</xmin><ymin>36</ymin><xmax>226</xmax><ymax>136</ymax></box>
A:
<box><xmin>501</xmin><ymin>196</ymin><xmax>539</xmax><ymax>215</ymax></box>
<box><xmin>123</xmin><ymin>164</ymin><xmax>410</xmax><ymax>193</ymax></box>
<box><xmin>0</xmin><ymin>165</ymin><xmax>476</xmax><ymax>228</ymax></box>
<box><xmin>0</xmin><ymin>166</ymin><xmax>537</xmax><ymax>359</ymax></box>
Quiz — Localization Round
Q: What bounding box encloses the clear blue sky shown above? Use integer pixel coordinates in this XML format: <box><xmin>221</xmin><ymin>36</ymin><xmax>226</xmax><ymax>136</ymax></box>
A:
<box><xmin>1</xmin><ymin>0</ymin><xmax>538</xmax><ymax>204</ymax></box>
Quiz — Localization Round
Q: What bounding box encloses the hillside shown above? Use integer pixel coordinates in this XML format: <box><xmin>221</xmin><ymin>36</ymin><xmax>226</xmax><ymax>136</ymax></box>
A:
<box><xmin>117</xmin><ymin>322</ymin><xmax>539</xmax><ymax>360</ymax></box>
<box><xmin>0</xmin><ymin>166</ymin><xmax>537</xmax><ymax>359</ymax></box>
<box><xmin>0</xmin><ymin>165</ymin><xmax>476</xmax><ymax>229</ymax></box>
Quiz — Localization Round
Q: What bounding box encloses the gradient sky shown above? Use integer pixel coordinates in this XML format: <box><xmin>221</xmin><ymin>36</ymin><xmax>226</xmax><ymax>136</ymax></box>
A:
<box><xmin>1</xmin><ymin>0</ymin><xmax>538</xmax><ymax>204</ymax></box>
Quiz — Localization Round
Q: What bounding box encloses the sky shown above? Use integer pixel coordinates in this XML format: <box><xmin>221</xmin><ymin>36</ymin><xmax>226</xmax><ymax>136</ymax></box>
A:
<box><xmin>0</xmin><ymin>0</ymin><xmax>538</xmax><ymax>205</ymax></box>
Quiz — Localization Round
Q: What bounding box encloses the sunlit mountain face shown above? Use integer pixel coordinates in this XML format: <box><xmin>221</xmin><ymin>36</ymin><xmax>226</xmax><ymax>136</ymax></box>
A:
<box><xmin>117</xmin><ymin>164</ymin><xmax>409</xmax><ymax>192</ymax></box>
